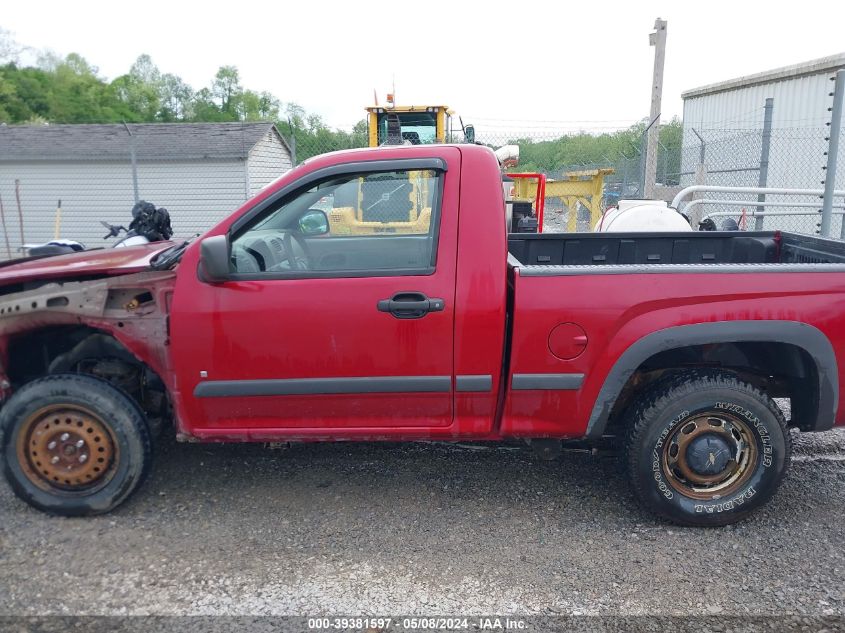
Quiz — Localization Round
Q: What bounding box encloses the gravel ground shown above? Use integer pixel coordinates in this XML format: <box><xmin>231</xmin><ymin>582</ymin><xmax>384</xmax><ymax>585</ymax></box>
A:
<box><xmin>2</xmin><ymin>427</ymin><xmax>845</xmax><ymax>619</ymax></box>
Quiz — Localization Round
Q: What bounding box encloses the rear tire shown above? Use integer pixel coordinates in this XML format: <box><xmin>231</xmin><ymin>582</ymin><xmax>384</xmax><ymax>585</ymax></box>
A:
<box><xmin>1</xmin><ymin>374</ymin><xmax>152</xmax><ymax>516</ymax></box>
<box><xmin>624</xmin><ymin>369</ymin><xmax>790</xmax><ymax>526</ymax></box>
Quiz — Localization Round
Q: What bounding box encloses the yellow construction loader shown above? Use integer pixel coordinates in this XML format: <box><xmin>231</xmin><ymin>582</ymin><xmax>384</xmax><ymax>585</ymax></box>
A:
<box><xmin>325</xmin><ymin>168</ymin><xmax>437</xmax><ymax>236</ymax></box>
<box><xmin>326</xmin><ymin>101</ymin><xmax>472</xmax><ymax>236</ymax></box>
<box><xmin>365</xmin><ymin>104</ymin><xmax>466</xmax><ymax>146</ymax></box>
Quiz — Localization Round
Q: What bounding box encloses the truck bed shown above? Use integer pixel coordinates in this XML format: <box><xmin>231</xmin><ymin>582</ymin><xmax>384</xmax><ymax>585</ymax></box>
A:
<box><xmin>502</xmin><ymin>228</ymin><xmax>845</xmax><ymax>443</ymax></box>
<box><xmin>507</xmin><ymin>231</ymin><xmax>845</xmax><ymax>268</ymax></box>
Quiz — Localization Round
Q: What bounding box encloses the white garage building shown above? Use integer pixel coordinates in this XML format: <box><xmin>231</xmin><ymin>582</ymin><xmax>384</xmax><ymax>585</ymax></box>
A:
<box><xmin>680</xmin><ymin>54</ymin><xmax>845</xmax><ymax>232</ymax></box>
<box><xmin>0</xmin><ymin>122</ymin><xmax>293</xmax><ymax>255</ymax></box>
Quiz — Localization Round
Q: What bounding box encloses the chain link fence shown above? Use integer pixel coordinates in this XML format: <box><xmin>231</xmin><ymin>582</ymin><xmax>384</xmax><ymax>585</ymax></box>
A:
<box><xmin>0</xmin><ymin>108</ymin><xmax>843</xmax><ymax>258</ymax></box>
<box><xmin>459</xmin><ymin>121</ymin><xmax>843</xmax><ymax>235</ymax></box>
<box><xmin>673</xmin><ymin>126</ymin><xmax>845</xmax><ymax>236</ymax></box>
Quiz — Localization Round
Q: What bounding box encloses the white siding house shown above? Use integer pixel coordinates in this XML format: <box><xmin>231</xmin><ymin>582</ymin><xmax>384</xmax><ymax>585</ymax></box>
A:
<box><xmin>248</xmin><ymin>127</ymin><xmax>294</xmax><ymax>196</ymax></box>
<box><xmin>0</xmin><ymin>122</ymin><xmax>292</xmax><ymax>255</ymax></box>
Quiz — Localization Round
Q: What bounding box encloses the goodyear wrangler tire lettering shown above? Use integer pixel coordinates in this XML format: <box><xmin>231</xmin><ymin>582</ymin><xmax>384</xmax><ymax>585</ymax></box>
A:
<box><xmin>624</xmin><ymin>370</ymin><xmax>791</xmax><ymax>527</ymax></box>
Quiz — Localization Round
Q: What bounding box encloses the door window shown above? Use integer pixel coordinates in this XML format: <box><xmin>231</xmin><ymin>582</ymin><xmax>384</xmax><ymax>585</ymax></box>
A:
<box><xmin>231</xmin><ymin>169</ymin><xmax>442</xmax><ymax>277</ymax></box>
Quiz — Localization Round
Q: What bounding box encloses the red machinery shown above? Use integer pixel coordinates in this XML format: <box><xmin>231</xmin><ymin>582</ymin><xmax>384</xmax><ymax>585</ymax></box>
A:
<box><xmin>507</xmin><ymin>172</ymin><xmax>546</xmax><ymax>233</ymax></box>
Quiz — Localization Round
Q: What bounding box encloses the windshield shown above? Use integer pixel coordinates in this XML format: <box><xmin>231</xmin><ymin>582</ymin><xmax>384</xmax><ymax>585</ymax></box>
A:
<box><xmin>377</xmin><ymin>112</ymin><xmax>437</xmax><ymax>145</ymax></box>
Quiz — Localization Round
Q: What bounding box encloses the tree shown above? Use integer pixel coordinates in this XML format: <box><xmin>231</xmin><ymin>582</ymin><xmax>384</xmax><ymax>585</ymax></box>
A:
<box><xmin>211</xmin><ymin>65</ymin><xmax>241</xmax><ymax>116</ymax></box>
<box><xmin>34</xmin><ymin>50</ymin><xmax>62</xmax><ymax>72</ymax></box>
<box><xmin>257</xmin><ymin>91</ymin><xmax>280</xmax><ymax>120</ymax></box>
<box><xmin>239</xmin><ymin>89</ymin><xmax>279</xmax><ymax>121</ymax></box>
<box><xmin>158</xmin><ymin>72</ymin><xmax>193</xmax><ymax>121</ymax></box>
<box><xmin>45</xmin><ymin>53</ymin><xmax>131</xmax><ymax>122</ymax></box>
<box><xmin>0</xmin><ymin>68</ymin><xmax>16</xmax><ymax>122</ymax></box>
<box><xmin>350</xmin><ymin>119</ymin><xmax>368</xmax><ymax>146</ymax></box>
<box><xmin>0</xmin><ymin>28</ymin><xmax>22</xmax><ymax>121</ymax></box>
<box><xmin>111</xmin><ymin>55</ymin><xmax>164</xmax><ymax>121</ymax></box>
<box><xmin>285</xmin><ymin>102</ymin><xmax>306</xmax><ymax>129</ymax></box>
<box><xmin>130</xmin><ymin>54</ymin><xmax>160</xmax><ymax>85</ymax></box>
<box><xmin>657</xmin><ymin>117</ymin><xmax>683</xmax><ymax>185</ymax></box>
<box><xmin>0</xmin><ymin>27</ymin><xmax>23</xmax><ymax>64</ymax></box>
<box><xmin>0</xmin><ymin>63</ymin><xmax>49</xmax><ymax>122</ymax></box>
<box><xmin>191</xmin><ymin>87</ymin><xmax>226</xmax><ymax>121</ymax></box>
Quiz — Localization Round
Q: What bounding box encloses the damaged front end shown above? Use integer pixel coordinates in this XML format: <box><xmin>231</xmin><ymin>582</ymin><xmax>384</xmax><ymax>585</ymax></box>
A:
<box><xmin>0</xmin><ymin>271</ymin><xmax>177</xmax><ymax>430</ymax></box>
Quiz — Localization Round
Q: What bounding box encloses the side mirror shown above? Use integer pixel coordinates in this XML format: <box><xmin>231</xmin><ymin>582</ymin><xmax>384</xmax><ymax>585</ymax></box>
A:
<box><xmin>298</xmin><ymin>209</ymin><xmax>329</xmax><ymax>236</ymax></box>
<box><xmin>199</xmin><ymin>235</ymin><xmax>230</xmax><ymax>282</ymax></box>
<box><xmin>464</xmin><ymin>124</ymin><xmax>476</xmax><ymax>144</ymax></box>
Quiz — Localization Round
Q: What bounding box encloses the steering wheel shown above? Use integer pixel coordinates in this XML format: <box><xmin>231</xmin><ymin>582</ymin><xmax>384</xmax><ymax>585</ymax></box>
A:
<box><xmin>278</xmin><ymin>231</ymin><xmax>313</xmax><ymax>271</ymax></box>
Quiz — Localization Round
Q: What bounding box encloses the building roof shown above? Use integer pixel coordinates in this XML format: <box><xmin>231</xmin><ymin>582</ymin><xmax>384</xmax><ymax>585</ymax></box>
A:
<box><xmin>0</xmin><ymin>122</ymin><xmax>288</xmax><ymax>162</ymax></box>
<box><xmin>682</xmin><ymin>53</ymin><xmax>845</xmax><ymax>100</ymax></box>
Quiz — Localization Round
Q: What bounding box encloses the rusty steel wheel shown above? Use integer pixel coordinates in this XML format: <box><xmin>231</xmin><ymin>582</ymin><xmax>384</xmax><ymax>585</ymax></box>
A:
<box><xmin>625</xmin><ymin>370</ymin><xmax>790</xmax><ymax>527</ymax></box>
<box><xmin>2</xmin><ymin>374</ymin><xmax>151</xmax><ymax>516</ymax></box>
<box><xmin>661</xmin><ymin>412</ymin><xmax>758</xmax><ymax>501</ymax></box>
<box><xmin>16</xmin><ymin>405</ymin><xmax>119</xmax><ymax>492</ymax></box>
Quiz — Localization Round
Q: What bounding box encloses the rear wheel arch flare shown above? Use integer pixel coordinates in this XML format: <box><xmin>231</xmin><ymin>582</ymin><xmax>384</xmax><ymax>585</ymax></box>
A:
<box><xmin>585</xmin><ymin>321</ymin><xmax>838</xmax><ymax>438</ymax></box>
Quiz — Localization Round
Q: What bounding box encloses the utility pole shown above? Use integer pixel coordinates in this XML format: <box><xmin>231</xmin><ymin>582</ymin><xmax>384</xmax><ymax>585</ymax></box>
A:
<box><xmin>644</xmin><ymin>18</ymin><xmax>667</xmax><ymax>199</ymax></box>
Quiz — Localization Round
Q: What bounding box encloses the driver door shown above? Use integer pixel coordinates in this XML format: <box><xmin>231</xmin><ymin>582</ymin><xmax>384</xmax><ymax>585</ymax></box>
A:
<box><xmin>170</xmin><ymin>154</ymin><xmax>460</xmax><ymax>435</ymax></box>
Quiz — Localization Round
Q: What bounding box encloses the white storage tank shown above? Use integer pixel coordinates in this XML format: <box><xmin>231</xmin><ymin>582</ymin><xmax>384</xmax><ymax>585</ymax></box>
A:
<box><xmin>595</xmin><ymin>200</ymin><xmax>693</xmax><ymax>232</ymax></box>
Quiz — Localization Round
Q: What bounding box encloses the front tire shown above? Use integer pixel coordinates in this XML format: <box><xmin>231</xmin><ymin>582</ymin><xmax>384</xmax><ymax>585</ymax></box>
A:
<box><xmin>624</xmin><ymin>370</ymin><xmax>791</xmax><ymax>526</ymax></box>
<box><xmin>1</xmin><ymin>374</ymin><xmax>152</xmax><ymax>516</ymax></box>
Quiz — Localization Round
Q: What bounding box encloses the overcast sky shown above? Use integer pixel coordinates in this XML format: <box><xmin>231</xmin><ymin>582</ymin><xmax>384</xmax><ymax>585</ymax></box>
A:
<box><xmin>4</xmin><ymin>0</ymin><xmax>845</xmax><ymax>131</ymax></box>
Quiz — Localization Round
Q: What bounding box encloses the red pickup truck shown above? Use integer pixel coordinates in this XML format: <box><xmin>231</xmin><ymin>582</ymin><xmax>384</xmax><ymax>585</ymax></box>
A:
<box><xmin>1</xmin><ymin>144</ymin><xmax>843</xmax><ymax>526</ymax></box>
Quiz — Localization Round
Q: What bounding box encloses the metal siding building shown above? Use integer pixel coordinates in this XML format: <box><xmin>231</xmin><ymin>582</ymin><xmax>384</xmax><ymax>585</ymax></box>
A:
<box><xmin>681</xmin><ymin>54</ymin><xmax>845</xmax><ymax>189</ymax></box>
<box><xmin>0</xmin><ymin>122</ymin><xmax>292</xmax><ymax>255</ymax></box>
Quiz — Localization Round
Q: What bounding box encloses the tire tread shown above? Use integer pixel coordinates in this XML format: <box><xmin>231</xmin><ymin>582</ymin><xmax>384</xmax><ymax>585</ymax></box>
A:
<box><xmin>1</xmin><ymin>373</ymin><xmax>152</xmax><ymax>516</ymax></box>
<box><xmin>623</xmin><ymin>369</ymin><xmax>791</xmax><ymax>526</ymax></box>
